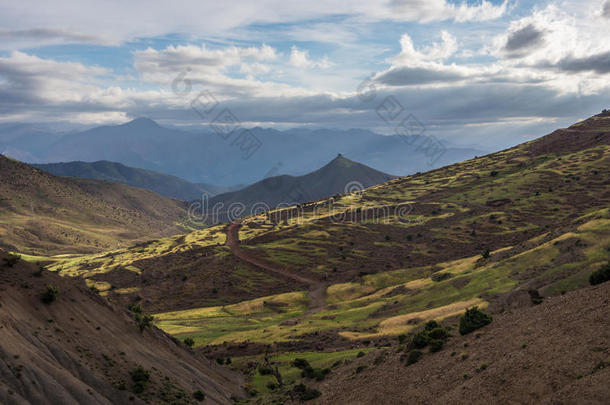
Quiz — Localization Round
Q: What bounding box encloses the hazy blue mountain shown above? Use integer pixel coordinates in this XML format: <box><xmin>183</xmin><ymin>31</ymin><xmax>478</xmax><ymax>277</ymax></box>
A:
<box><xmin>3</xmin><ymin>118</ymin><xmax>485</xmax><ymax>186</ymax></box>
<box><xmin>33</xmin><ymin>160</ymin><xmax>236</xmax><ymax>201</ymax></box>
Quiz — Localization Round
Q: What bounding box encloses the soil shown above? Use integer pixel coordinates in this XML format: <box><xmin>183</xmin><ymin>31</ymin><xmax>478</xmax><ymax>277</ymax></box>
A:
<box><xmin>313</xmin><ymin>282</ymin><xmax>610</xmax><ymax>405</ymax></box>
<box><xmin>0</xmin><ymin>250</ymin><xmax>243</xmax><ymax>405</ymax></box>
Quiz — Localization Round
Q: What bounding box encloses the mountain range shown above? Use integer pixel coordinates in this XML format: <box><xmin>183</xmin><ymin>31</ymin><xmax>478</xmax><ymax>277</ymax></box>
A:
<box><xmin>0</xmin><ymin>118</ymin><xmax>484</xmax><ymax>186</ymax></box>
<box><xmin>33</xmin><ymin>160</ymin><xmax>239</xmax><ymax>201</ymax></box>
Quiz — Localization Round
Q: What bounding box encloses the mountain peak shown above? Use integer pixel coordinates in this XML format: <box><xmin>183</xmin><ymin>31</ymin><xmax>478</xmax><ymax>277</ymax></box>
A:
<box><xmin>327</xmin><ymin>153</ymin><xmax>355</xmax><ymax>168</ymax></box>
<box><xmin>123</xmin><ymin>117</ymin><xmax>161</xmax><ymax>129</ymax></box>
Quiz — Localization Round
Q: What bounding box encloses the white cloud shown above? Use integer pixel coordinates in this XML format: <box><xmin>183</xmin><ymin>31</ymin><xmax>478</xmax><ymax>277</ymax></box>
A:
<box><xmin>289</xmin><ymin>46</ymin><xmax>333</xmax><ymax>69</ymax></box>
<box><xmin>390</xmin><ymin>31</ymin><xmax>458</xmax><ymax>65</ymax></box>
<box><xmin>0</xmin><ymin>0</ymin><xmax>509</xmax><ymax>49</ymax></box>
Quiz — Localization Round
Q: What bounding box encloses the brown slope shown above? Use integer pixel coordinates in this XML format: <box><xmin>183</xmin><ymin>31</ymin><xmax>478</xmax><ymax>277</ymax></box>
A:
<box><xmin>313</xmin><ymin>281</ymin><xmax>610</xmax><ymax>405</ymax></box>
<box><xmin>0</xmin><ymin>155</ymin><xmax>194</xmax><ymax>255</ymax></box>
<box><xmin>0</xmin><ymin>250</ymin><xmax>243</xmax><ymax>404</ymax></box>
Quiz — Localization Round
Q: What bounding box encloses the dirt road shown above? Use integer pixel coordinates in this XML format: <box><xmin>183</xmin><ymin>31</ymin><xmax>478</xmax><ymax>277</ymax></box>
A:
<box><xmin>225</xmin><ymin>221</ymin><xmax>326</xmax><ymax>312</ymax></box>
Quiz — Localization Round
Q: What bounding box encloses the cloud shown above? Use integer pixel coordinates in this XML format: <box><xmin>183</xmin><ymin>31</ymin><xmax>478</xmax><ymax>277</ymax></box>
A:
<box><xmin>502</xmin><ymin>24</ymin><xmax>546</xmax><ymax>57</ymax></box>
<box><xmin>390</xmin><ymin>31</ymin><xmax>458</xmax><ymax>66</ymax></box>
<box><xmin>289</xmin><ymin>46</ymin><xmax>332</xmax><ymax>69</ymax></box>
<box><xmin>0</xmin><ymin>28</ymin><xmax>110</xmax><ymax>44</ymax></box>
<box><xmin>603</xmin><ymin>1</ymin><xmax>610</xmax><ymax>18</ymax></box>
<box><xmin>0</xmin><ymin>0</ymin><xmax>509</xmax><ymax>50</ymax></box>
<box><xmin>389</xmin><ymin>0</ymin><xmax>509</xmax><ymax>23</ymax></box>
<box><xmin>548</xmin><ymin>50</ymin><xmax>610</xmax><ymax>74</ymax></box>
<box><xmin>375</xmin><ymin>66</ymin><xmax>465</xmax><ymax>85</ymax></box>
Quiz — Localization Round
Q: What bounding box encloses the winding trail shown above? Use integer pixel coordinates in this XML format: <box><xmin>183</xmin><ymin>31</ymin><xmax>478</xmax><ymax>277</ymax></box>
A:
<box><xmin>225</xmin><ymin>221</ymin><xmax>326</xmax><ymax>313</ymax></box>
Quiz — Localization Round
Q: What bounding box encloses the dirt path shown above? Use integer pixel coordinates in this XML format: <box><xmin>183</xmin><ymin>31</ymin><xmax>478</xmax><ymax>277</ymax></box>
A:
<box><xmin>225</xmin><ymin>221</ymin><xmax>326</xmax><ymax>313</ymax></box>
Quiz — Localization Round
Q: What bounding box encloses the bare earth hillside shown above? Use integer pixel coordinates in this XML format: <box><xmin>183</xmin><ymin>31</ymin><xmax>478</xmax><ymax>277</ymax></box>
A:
<box><xmin>0</xmin><ymin>250</ymin><xmax>243</xmax><ymax>404</ymax></box>
<box><xmin>314</xmin><ymin>281</ymin><xmax>610</xmax><ymax>405</ymax></box>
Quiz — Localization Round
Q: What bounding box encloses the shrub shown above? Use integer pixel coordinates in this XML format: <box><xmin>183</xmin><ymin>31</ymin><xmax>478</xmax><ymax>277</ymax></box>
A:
<box><xmin>406</xmin><ymin>350</ymin><xmax>422</xmax><ymax>365</ymax></box>
<box><xmin>130</xmin><ymin>366</ymin><xmax>149</xmax><ymax>393</ymax></box>
<box><xmin>258</xmin><ymin>365</ymin><xmax>274</xmax><ymax>375</ymax></box>
<box><xmin>428</xmin><ymin>339</ymin><xmax>445</xmax><ymax>352</ymax></box>
<box><xmin>193</xmin><ymin>390</ymin><xmax>206</xmax><ymax>401</ymax></box>
<box><xmin>183</xmin><ymin>337</ymin><xmax>195</xmax><ymax>348</ymax></box>
<box><xmin>3</xmin><ymin>254</ymin><xmax>20</xmax><ymax>268</ymax></box>
<box><xmin>292</xmin><ymin>384</ymin><xmax>321</xmax><ymax>401</ymax></box>
<box><xmin>459</xmin><ymin>307</ymin><xmax>492</xmax><ymax>335</ymax></box>
<box><xmin>291</xmin><ymin>358</ymin><xmax>311</xmax><ymax>370</ymax></box>
<box><xmin>411</xmin><ymin>331</ymin><xmax>430</xmax><ymax>349</ymax></box>
<box><xmin>528</xmin><ymin>289</ymin><xmax>543</xmax><ymax>305</ymax></box>
<box><xmin>424</xmin><ymin>320</ymin><xmax>441</xmax><ymax>331</ymax></box>
<box><xmin>589</xmin><ymin>262</ymin><xmax>610</xmax><ymax>285</ymax></box>
<box><xmin>431</xmin><ymin>272</ymin><xmax>452</xmax><ymax>282</ymax></box>
<box><xmin>41</xmin><ymin>285</ymin><xmax>59</xmax><ymax>304</ymax></box>
<box><xmin>481</xmin><ymin>249</ymin><xmax>490</xmax><ymax>259</ymax></box>
<box><xmin>134</xmin><ymin>313</ymin><xmax>154</xmax><ymax>331</ymax></box>
<box><xmin>356</xmin><ymin>351</ymin><xmax>365</xmax><ymax>358</ymax></box>
<box><xmin>128</xmin><ymin>303</ymin><xmax>142</xmax><ymax>313</ymax></box>
<box><xmin>427</xmin><ymin>327</ymin><xmax>450</xmax><ymax>341</ymax></box>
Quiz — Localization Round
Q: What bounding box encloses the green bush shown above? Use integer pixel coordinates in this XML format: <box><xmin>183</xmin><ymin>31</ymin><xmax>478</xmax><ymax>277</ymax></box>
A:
<box><xmin>134</xmin><ymin>313</ymin><xmax>154</xmax><ymax>331</ymax></box>
<box><xmin>41</xmin><ymin>285</ymin><xmax>59</xmax><ymax>304</ymax></box>
<box><xmin>430</xmin><ymin>272</ymin><xmax>452</xmax><ymax>282</ymax></box>
<box><xmin>427</xmin><ymin>327</ymin><xmax>450</xmax><ymax>341</ymax></box>
<box><xmin>481</xmin><ymin>249</ymin><xmax>490</xmax><ymax>259</ymax></box>
<box><xmin>128</xmin><ymin>303</ymin><xmax>142</xmax><ymax>313</ymax></box>
<box><xmin>193</xmin><ymin>390</ymin><xmax>206</xmax><ymax>401</ymax></box>
<box><xmin>411</xmin><ymin>331</ymin><xmax>430</xmax><ymax>349</ymax></box>
<box><xmin>292</xmin><ymin>384</ymin><xmax>321</xmax><ymax>401</ymax></box>
<box><xmin>291</xmin><ymin>358</ymin><xmax>311</xmax><ymax>370</ymax></box>
<box><xmin>183</xmin><ymin>337</ymin><xmax>195</xmax><ymax>347</ymax></box>
<box><xmin>528</xmin><ymin>289</ymin><xmax>543</xmax><ymax>305</ymax></box>
<box><xmin>589</xmin><ymin>262</ymin><xmax>610</xmax><ymax>285</ymax></box>
<box><xmin>409</xmin><ymin>321</ymin><xmax>451</xmax><ymax>352</ymax></box>
<box><xmin>406</xmin><ymin>350</ymin><xmax>422</xmax><ymax>365</ymax></box>
<box><xmin>130</xmin><ymin>366</ymin><xmax>149</xmax><ymax>393</ymax></box>
<box><xmin>428</xmin><ymin>339</ymin><xmax>445</xmax><ymax>352</ymax></box>
<box><xmin>459</xmin><ymin>307</ymin><xmax>492</xmax><ymax>335</ymax></box>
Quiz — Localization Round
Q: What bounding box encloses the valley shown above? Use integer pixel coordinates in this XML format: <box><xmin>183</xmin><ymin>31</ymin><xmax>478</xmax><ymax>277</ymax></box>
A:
<box><xmin>9</xmin><ymin>112</ymin><xmax>609</xmax><ymax>403</ymax></box>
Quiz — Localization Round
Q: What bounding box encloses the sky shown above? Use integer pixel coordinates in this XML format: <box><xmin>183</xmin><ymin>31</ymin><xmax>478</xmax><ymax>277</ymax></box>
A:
<box><xmin>0</xmin><ymin>0</ymin><xmax>609</xmax><ymax>149</ymax></box>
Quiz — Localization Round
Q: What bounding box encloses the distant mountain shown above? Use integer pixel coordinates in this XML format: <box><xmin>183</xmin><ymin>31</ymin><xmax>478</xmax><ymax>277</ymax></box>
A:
<box><xmin>208</xmin><ymin>155</ymin><xmax>396</xmax><ymax>221</ymax></box>
<box><xmin>33</xmin><ymin>160</ymin><xmax>237</xmax><ymax>201</ymax></box>
<box><xmin>2</xmin><ymin>118</ymin><xmax>484</xmax><ymax>186</ymax></box>
<box><xmin>0</xmin><ymin>155</ymin><xmax>196</xmax><ymax>255</ymax></box>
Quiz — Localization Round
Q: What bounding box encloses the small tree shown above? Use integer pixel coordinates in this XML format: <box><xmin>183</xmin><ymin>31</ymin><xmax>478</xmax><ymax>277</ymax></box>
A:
<box><xmin>589</xmin><ymin>262</ymin><xmax>610</xmax><ymax>285</ymax></box>
<box><xmin>459</xmin><ymin>307</ymin><xmax>492</xmax><ymax>335</ymax></box>
<box><xmin>41</xmin><ymin>285</ymin><xmax>59</xmax><ymax>304</ymax></box>
<box><xmin>183</xmin><ymin>337</ymin><xmax>195</xmax><ymax>348</ymax></box>
<box><xmin>193</xmin><ymin>390</ymin><xmax>206</xmax><ymax>401</ymax></box>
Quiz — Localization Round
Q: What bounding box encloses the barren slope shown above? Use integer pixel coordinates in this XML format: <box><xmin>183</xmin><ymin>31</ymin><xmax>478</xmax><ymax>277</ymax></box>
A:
<box><xmin>314</xmin><ymin>281</ymin><xmax>610</xmax><ymax>405</ymax></box>
<box><xmin>0</xmin><ymin>250</ymin><xmax>243</xmax><ymax>404</ymax></box>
